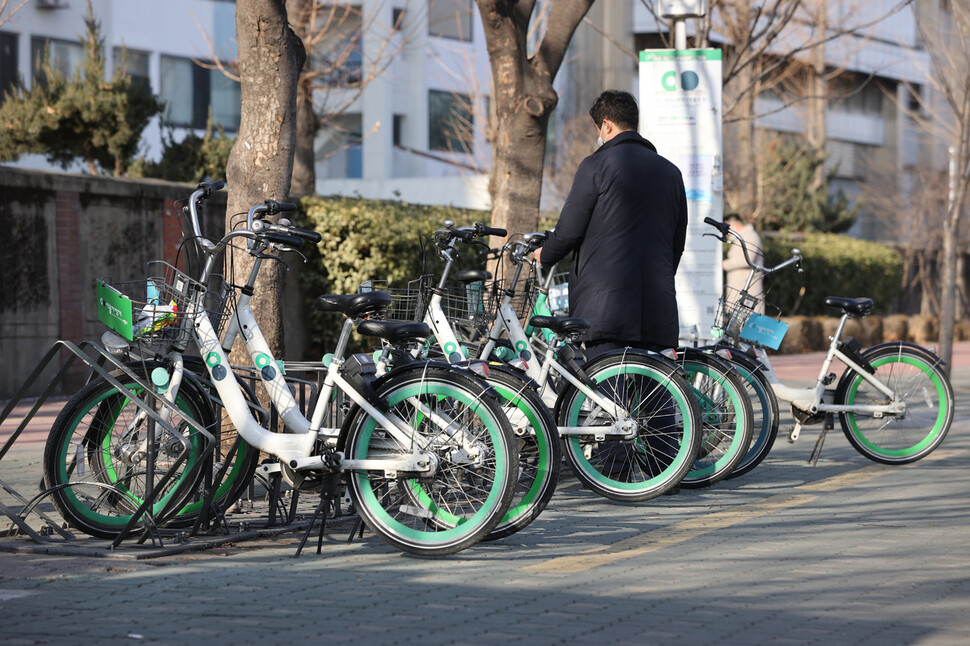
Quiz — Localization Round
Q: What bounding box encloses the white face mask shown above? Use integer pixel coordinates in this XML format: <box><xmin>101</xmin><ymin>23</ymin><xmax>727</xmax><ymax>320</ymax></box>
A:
<box><xmin>596</xmin><ymin>123</ymin><xmax>607</xmax><ymax>148</ymax></box>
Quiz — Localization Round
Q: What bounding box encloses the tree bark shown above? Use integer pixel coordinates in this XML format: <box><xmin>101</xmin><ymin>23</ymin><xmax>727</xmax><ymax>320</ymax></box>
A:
<box><xmin>226</xmin><ymin>0</ymin><xmax>306</xmax><ymax>359</ymax></box>
<box><xmin>940</xmin><ymin>175</ymin><xmax>967</xmax><ymax>374</ymax></box>
<box><xmin>475</xmin><ymin>0</ymin><xmax>594</xmax><ymax>242</ymax></box>
<box><xmin>805</xmin><ymin>1</ymin><xmax>828</xmax><ymax>194</ymax></box>
<box><xmin>291</xmin><ymin>77</ymin><xmax>317</xmax><ymax>197</ymax></box>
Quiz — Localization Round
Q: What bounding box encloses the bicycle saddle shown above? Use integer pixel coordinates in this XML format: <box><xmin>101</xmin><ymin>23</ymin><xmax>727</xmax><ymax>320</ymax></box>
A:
<box><xmin>356</xmin><ymin>319</ymin><xmax>431</xmax><ymax>343</ymax></box>
<box><xmin>453</xmin><ymin>269</ymin><xmax>491</xmax><ymax>283</ymax></box>
<box><xmin>823</xmin><ymin>296</ymin><xmax>874</xmax><ymax>317</ymax></box>
<box><xmin>316</xmin><ymin>292</ymin><xmax>392</xmax><ymax>317</ymax></box>
<box><xmin>528</xmin><ymin>316</ymin><xmax>590</xmax><ymax>336</ymax></box>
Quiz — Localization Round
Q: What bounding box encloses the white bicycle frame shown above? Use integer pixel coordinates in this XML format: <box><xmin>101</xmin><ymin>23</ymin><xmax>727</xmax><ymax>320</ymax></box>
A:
<box><xmin>711</xmin><ymin>224</ymin><xmax>906</xmax><ymax>441</ymax></box>
<box><xmin>463</xmin><ymin>240</ymin><xmax>669</xmax><ymax>441</ymax></box>
<box><xmin>165</xmin><ymin>194</ymin><xmax>486</xmax><ymax>477</ymax></box>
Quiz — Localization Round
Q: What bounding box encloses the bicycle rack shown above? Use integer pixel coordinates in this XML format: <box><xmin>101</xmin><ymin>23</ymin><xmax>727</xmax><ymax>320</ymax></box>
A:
<box><xmin>0</xmin><ymin>340</ymin><xmax>215</xmax><ymax>549</ymax></box>
<box><xmin>0</xmin><ymin>345</ymin><xmax>357</xmax><ymax>557</ymax></box>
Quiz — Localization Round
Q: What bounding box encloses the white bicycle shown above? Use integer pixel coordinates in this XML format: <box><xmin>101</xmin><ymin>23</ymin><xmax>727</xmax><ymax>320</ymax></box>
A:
<box><xmin>43</xmin><ymin>182</ymin><xmax>519</xmax><ymax>556</ymax></box>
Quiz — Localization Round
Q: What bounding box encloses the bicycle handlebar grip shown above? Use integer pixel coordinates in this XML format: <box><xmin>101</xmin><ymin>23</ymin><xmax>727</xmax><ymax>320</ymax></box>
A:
<box><xmin>263</xmin><ymin>232</ymin><xmax>304</xmax><ymax>248</ymax></box>
<box><xmin>263</xmin><ymin>200</ymin><xmax>299</xmax><ymax>216</ymax></box>
<box><xmin>477</xmin><ymin>224</ymin><xmax>507</xmax><ymax>238</ymax></box>
<box><xmin>288</xmin><ymin>227</ymin><xmax>322</xmax><ymax>243</ymax></box>
<box><xmin>198</xmin><ymin>180</ymin><xmax>226</xmax><ymax>197</ymax></box>
<box><xmin>704</xmin><ymin>216</ymin><xmax>731</xmax><ymax>237</ymax></box>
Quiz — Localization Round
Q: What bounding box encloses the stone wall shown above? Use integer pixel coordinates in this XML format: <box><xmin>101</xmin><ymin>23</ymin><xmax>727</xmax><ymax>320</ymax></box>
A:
<box><xmin>0</xmin><ymin>167</ymin><xmax>229</xmax><ymax>398</ymax></box>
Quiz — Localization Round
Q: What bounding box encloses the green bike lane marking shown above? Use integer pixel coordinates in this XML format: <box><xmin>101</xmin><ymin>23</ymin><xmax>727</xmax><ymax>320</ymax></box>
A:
<box><xmin>520</xmin><ymin>448</ymin><xmax>963</xmax><ymax>574</ymax></box>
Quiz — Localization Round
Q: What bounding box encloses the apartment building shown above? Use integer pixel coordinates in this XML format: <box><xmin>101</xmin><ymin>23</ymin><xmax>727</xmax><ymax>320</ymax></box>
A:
<box><xmin>0</xmin><ymin>0</ymin><xmax>944</xmax><ymax>229</ymax></box>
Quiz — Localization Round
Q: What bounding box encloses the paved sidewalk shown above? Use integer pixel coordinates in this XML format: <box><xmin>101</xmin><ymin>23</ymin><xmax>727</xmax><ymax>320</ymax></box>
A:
<box><xmin>0</xmin><ymin>342</ymin><xmax>967</xmax><ymax>645</ymax></box>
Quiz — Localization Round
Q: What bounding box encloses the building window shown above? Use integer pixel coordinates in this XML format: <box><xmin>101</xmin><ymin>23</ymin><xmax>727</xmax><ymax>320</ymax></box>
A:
<box><xmin>429</xmin><ymin>0</ymin><xmax>473</xmax><ymax>41</ymax></box>
<box><xmin>311</xmin><ymin>5</ymin><xmax>363</xmax><ymax>87</ymax></box>
<box><xmin>30</xmin><ymin>36</ymin><xmax>84</xmax><ymax>85</ymax></box>
<box><xmin>0</xmin><ymin>32</ymin><xmax>17</xmax><ymax>96</ymax></box>
<box><xmin>160</xmin><ymin>55</ymin><xmax>240</xmax><ymax>131</ymax></box>
<box><xmin>112</xmin><ymin>47</ymin><xmax>150</xmax><ymax>91</ymax></box>
<box><xmin>321</xmin><ymin>113</ymin><xmax>363</xmax><ymax>178</ymax></box>
<box><xmin>393</xmin><ymin>114</ymin><xmax>405</xmax><ymax>147</ymax></box>
<box><xmin>429</xmin><ymin>90</ymin><xmax>473</xmax><ymax>153</ymax></box>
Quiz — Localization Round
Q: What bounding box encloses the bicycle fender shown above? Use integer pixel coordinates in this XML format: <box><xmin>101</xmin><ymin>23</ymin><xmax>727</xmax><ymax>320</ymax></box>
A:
<box><xmin>833</xmin><ymin>340</ymin><xmax>945</xmax><ymax>400</ymax></box>
<box><xmin>863</xmin><ymin>341</ymin><xmax>946</xmax><ymax>366</ymax></box>
<box><xmin>487</xmin><ymin>362</ymin><xmax>542</xmax><ymax>391</ymax></box>
<box><xmin>374</xmin><ymin>360</ymin><xmax>503</xmax><ymax>401</ymax></box>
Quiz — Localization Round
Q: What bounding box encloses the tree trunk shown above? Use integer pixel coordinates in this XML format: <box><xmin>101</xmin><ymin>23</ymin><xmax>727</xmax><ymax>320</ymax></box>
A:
<box><xmin>939</xmin><ymin>180</ymin><xmax>967</xmax><ymax>374</ymax></box>
<box><xmin>732</xmin><ymin>60</ymin><xmax>758</xmax><ymax>218</ymax></box>
<box><xmin>475</xmin><ymin>0</ymin><xmax>594</xmax><ymax>244</ymax></box>
<box><xmin>805</xmin><ymin>1</ymin><xmax>828</xmax><ymax>194</ymax></box>
<box><xmin>291</xmin><ymin>78</ymin><xmax>317</xmax><ymax>196</ymax></box>
<box><xmin>226</xmin><ymin>0</ymin><xmax>306</xmax><ymax>359</ymax></box>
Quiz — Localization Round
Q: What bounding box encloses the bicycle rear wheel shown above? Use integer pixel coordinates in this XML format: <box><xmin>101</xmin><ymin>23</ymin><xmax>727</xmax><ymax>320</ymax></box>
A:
<box><xmin>677</xmin><ymin>350</ymin><xmax>753</xmax><ymax>489</ymax></box>
<box><xmin>43</xmin><ymin>367</ymin><xmax>212</xmax><ymax>539</ymax></box>
<box><xmin>341</xmin><ymin>365</ymin><xmax>517</xmax><ymax>555</ymax></box>
<box><xmin>836</xmin><ymin>343</ymin><xmax>953</xmax><ymax>464</ymax></box>
<box><xmin>717</xmin><ymin>350</ymin><xmax>780</xmax><ymax>480</ymax></box>
<box><xmin>556</xmin><ymin>350</ymin><xmax>701</xmax><ymax>502</ymax></box>
<box><xmin>482</xmin><ymin>366</ymin><xmax>560</xmax><ymax>541</ymax></box>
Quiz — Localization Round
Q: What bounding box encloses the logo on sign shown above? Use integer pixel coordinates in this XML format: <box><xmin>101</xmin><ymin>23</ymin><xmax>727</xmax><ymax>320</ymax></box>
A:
<box><xmin>661</xmin><ymin>70</ymin><xmax>700</xmax><ymax>91</ymax></box>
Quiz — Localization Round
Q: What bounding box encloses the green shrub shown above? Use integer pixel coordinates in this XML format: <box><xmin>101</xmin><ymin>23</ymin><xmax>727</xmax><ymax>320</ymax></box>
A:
<box><xmin>761</xmin><ymin>233</ymin><xmax>903</xmax><ymax>317</ymax></box>
<box><xmin>295</xmin><ymin>195</ymin><xmax>492</xmax><ymax>356</ymax></box>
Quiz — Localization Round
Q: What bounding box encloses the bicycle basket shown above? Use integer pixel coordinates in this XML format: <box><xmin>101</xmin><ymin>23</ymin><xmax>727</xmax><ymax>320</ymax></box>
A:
<box><xmin>359</xmin><ymin>278</ymin><xmax>429</xmax><ymax>322</ymax></box>
<box><xmin>98</xmin><ymin>261</ymin><xmax>230</xmax><ymax>351</ymax></box>
<box><xmin>713</xmin><ymin>286</ymin><xmax>788</xmax><ymax>350</ymax></box>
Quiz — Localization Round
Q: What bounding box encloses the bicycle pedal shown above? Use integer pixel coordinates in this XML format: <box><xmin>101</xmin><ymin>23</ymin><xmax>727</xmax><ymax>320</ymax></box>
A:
<box><xmin>788</xmin><ymin>423</ymin><xmax>802</xmax><ymax>443</ymax></box>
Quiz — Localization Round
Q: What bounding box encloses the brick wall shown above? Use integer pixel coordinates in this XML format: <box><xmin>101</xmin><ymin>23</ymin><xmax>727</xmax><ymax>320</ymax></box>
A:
<box><xmin>0</xmin><ymin>168</ymin><xmax>228</xmax><ymax>399</ymax></box>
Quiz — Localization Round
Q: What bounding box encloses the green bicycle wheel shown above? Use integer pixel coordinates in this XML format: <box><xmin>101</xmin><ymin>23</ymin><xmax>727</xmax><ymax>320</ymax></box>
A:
<box><xmin>482</xmin><ymin>366</ymin><xmax>560</xmax><ymax>541</ymax></box>
<box><xmin>677</xmin><ymin>350</ymin><xmax>753</xmax><ymax>489</ymax></box>
<box><xmin>341</xmin><ymin>365</ymin><xmax>517</xmax><ymax>555</ymax></box>
<box><xmin>556</xmin><ymin>350</ymin><xmax>701</xmax><ymax>502</ymax></box>
<box><xmin>837</xmin><ymin>343</ymin><xmax>953</xmax><ymax>464</ymax></box>
<box><xmin>43</xmin><ymin>367</ymin><xmax>211</xmax><ymax>539</ymax></box>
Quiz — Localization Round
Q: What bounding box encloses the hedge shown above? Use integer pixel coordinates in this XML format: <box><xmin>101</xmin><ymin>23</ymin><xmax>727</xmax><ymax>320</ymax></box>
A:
<box><xmin>760</xmin><ymin>233</ymin><xmax>903</xmax><ymax>317</ymax></box>
<box><xmin>295</xmin><ymin>195</ymin><xmax>493</xmax><ymax>355</ymax></box>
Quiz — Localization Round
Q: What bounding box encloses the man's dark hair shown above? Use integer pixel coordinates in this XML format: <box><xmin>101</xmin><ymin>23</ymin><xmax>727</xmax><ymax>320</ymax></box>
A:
<box><xmin>725</xmin><ymin>212</ymin><xmax>743</xmax><ymax>224</ymax></box>
<box><xmin>589</xmin><ymin>90</ymin><xmax>639</xmax><ymax>131</ymax></box>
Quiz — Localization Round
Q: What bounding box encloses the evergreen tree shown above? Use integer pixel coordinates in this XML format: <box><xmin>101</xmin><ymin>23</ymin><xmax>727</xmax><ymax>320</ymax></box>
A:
<box><xmin>130</xmin><ymin>113</ymin><xmax>235</xmax><ymax>183</ymax></box>
<box><xmin>0</xmin><ymin>1</ymin><xmax>162</xmax><ymax>175</ymax></box>
<box><xmin>758</xmin><ymin>136</ymin><xmax>859</xmax><ymax>233</ymax></box>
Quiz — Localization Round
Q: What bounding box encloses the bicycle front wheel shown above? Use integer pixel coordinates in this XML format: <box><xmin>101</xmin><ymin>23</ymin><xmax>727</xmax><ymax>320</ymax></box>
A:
<box><xmin>836</xmin><ymin>344</ymin><xmax>953</xmax><ymax>464</ymax></box>
<box><xmin>678</xmin><ymin>350</ymin><xmax>753</xmax><ymax>489</ymax></box>
<box><xmin>556</xmin><ymin>351</ymin><xmax>701</xmax><ymax>502</ymax></box>
<box><xmin>341</xmin><ymin>366</ymin><xmax>518</xmax><ymax>555</ymax></box>
<box><xmin>43</xmin><ymin>368</ymin><xmax>212</xmax><ymax>539</ymax></box>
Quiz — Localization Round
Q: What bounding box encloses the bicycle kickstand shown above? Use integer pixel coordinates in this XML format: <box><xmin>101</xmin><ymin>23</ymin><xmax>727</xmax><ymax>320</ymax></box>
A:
<box><xmin>293</xmin><ymin>472</ymin><xmax>340</xmax><ymax>557</ymax></box>
<box><xmin>809</xmin><ymin>427</ymin><xmax>828</xmax><ymax>466</ymax></box>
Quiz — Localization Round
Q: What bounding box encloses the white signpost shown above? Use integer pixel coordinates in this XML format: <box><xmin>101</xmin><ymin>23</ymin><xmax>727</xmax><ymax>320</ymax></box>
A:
<box><xmin>639</xmin><ymin>48</ymin><xmax>724</xmax><ymax>344</ymax></box>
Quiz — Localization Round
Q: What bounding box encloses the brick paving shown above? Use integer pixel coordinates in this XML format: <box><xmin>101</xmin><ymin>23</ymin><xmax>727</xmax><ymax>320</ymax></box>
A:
<box><xmin>0</xmin><ymin>342</ymin><xmax>967</xmax><ymax>645</ymax></box>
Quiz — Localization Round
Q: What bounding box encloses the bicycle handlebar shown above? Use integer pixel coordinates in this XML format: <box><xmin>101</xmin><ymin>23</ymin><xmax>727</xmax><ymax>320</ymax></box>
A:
<box><xmin>703</xmin><ymin>217</ymin><xmax>802</xmax><ymax>276</ymax></box>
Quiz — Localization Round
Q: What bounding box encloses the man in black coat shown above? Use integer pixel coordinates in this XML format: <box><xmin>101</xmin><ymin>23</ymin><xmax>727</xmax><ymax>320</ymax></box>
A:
<box><xmin>537</xmin><ymin>90</ymin><xmax>688</xmax><ymax>359</ymax></box>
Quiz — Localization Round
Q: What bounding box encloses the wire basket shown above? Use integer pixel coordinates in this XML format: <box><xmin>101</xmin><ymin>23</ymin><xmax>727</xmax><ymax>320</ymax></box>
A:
<box><xmin>713</xmin><ymin>286</ymin><xmax>785</xmax><ymax>347</ymax></box>
<box><xmin>359</xmin><ymin>278</ymin><xmax>429</xmax><ymax>322</ymax></box>
<box><xmin>98</xmin><ymin>261</ymin><xmax>233</xmax><ymax>352</ymax></box>
<box><xmin>360</xmin><ymin>275</ymin><xmax>537</xmax><ymax>335</ymax></box>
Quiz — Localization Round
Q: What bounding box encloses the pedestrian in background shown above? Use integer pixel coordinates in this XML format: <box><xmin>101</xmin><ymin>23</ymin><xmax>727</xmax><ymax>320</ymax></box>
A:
<box><xmin>536</xmin><ymin>89</ymin><xmax>688</xmax><ymax>359</ymax></box>
<box><xmin>722</xmin><ymin>212</ymin><xmax>765</xmax><ymax>314</ymax></box>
